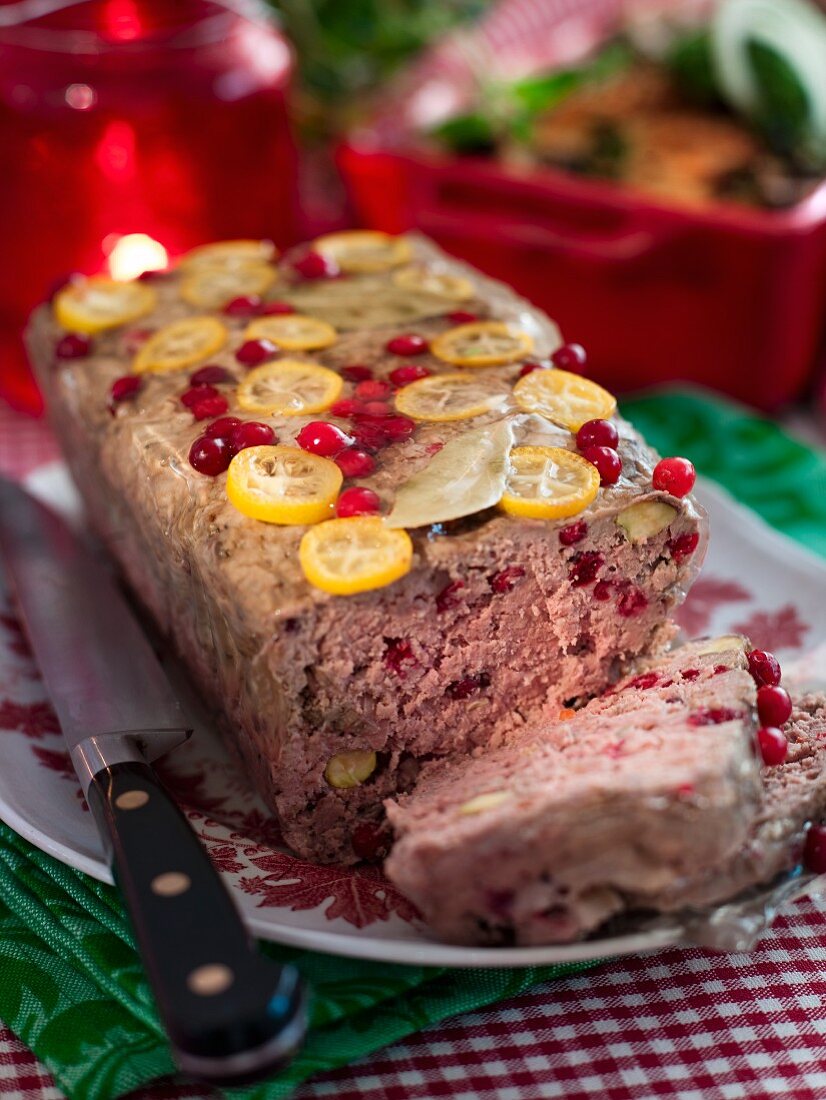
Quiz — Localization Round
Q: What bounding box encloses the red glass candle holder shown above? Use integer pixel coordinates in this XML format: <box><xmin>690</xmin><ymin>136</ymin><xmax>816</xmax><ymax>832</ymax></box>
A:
<box><xmin>0</xmin><ymin>0</ymin><xmax>298</xmax><ymax>413</ymax></box>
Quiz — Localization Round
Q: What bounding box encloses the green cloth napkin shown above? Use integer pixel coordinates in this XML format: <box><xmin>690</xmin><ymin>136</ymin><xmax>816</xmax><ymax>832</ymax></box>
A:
<box><xmin>1</xmin><ymin>388</ymin><xmax>825</xmax><ymax>1100</ymax></box>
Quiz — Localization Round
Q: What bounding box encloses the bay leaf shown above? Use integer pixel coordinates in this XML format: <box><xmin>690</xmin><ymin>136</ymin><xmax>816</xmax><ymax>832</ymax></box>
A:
<box><xmin>385</xmin><ymin>417</ymin><xmax>516</xmax><ymax>529</ymax></box>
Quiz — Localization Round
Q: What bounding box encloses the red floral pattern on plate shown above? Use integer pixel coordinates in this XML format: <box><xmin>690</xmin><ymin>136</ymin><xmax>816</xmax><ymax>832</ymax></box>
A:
<box><xmin>0</xmin><ymin>699</ymin><xmax>60</xmax><ymax>739</ymax></box>
<box><xmin>731</xmin><ymin>605</ymin><xmax>811</xmax><ymax>651</ymax></box>
<box><xmin>675</xmin><ymin>577</ymin><xmax>751</xmax><ymax>637</ymax></box>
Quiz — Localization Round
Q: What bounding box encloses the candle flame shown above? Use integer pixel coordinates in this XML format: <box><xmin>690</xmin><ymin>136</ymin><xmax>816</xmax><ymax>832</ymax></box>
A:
<box><xmin>107</xmin><ymin>234</ymin><xmax>168</xmax><ymax>281</ymax></box>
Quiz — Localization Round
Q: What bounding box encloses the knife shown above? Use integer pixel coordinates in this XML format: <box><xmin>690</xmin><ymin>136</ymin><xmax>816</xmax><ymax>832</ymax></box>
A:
<box><xmin>0</xmin><ymin>479</ymin><xmax>306</xmax><ymax>1084</ymax></box>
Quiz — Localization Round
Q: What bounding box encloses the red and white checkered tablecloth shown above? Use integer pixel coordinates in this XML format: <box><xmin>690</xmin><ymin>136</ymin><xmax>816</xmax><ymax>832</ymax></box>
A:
<box><xmin>4</xmin><ymin>401</ymin><xmax>826</xmax><ymax>1100</ymax></box>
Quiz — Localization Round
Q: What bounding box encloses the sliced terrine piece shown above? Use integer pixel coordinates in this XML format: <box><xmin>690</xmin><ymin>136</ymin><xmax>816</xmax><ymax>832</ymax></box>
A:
<box><xmin>385</xmin><ymin>638</ymin><xmax>766</xmax><ymax>944</ymax></box>
<box><xmin>28</xmin><ymin>232</ymin><xmax>705</xmax><ymax>864</ymax></box>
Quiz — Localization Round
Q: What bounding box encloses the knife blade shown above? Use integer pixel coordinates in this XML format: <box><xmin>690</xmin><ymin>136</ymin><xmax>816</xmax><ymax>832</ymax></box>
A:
<box><xmin>0</xmin><ymin>479</ymin><xmax>306</xmax><ymax>1083</ymax></box>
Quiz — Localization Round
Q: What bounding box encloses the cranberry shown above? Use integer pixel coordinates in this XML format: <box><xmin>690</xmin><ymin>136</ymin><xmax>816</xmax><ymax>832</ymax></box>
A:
<box><xmin>490</xmin><ymin>566</ymin><xmax>525</xmax><ymax>594</ymax></box>
<box><xmin>757</xmin><ymin>726</ymin><xmax>788</xmax><ymax>766</ymax></box>
<box><xmin>361</xmin><ymin>401</ymin><xmax>392</xmax><ymax>417</ymax></box>
<box><xmin>582</xmin><ymin>445</ymin><xmax>622</xmax><ymax>486</ymax></box>
<box><xmin>339</xmin><ymin>365</ymin><xmax>371</xmax><ymax>384</ymax></box>
<box><xmin>204</xmin><ymin>416</ymin><xmax>241</xmax><ymax>439</ymax></box>
<box><xmin>653</xmin><ymin>457</ymin><xmax>696</xmax><ymax>498</ymax></box>
<box><xmin>109</xmin><ymin>375</ymin><xmax>142</xmax><ymax>405</ymax></box>
<box><xmin>436</xmin><ymin>580</ymin><xmax>465</xmax><ymax>613</ymax></box>
<box><xmin>190</xmin><ymin>365</ymin><xmax>233</xmax><ymax>386</ymax></box>
<box><xmin>386</xmin><ymin>333</ymin><xmax>428</xmax><ymax>356</ymax></box>
<box><xmin>569</xmin><ymin>551</ymin><xmax>604</xmax><ymax>587</ymax></box>
<box><xmin>625</xmin><ymin>672</ymin><xmax>659</xmax><ymax>691</ymax></box>
<box><xmin>447</xmin><ymin>310</ymin><xmax>477</xmax><ymax>324</ymax></box>
<box><xmin>426</xmin><ymin>441</ymin><xmax>445</xmax><ymax>455</ymax></box>
<box><xmin>757</xmin><ymin>685</ymin><xmax>792</xmax><ymax>727</ymax></box>
<box><xmin>518</xmin><ymin>362</ymin><xmax>545</xmax><ymax>378</ymax></box>
<box><xmin>235</xmin><ymin>338</ymin><xmax>277</xmax><ymax>367</ymax></box>
<box><xmin>296</xmin><ymin>421</ymin><xmax>353</xmax><ymax>457</ymax></box>
<box><xmin>617</xmin><ymin>585</ymin><xmax>648</xmax><ymax>617</ymax></box>
<box><xmin>804</xmin><ymin>823</ymin><xmax>826</xmax><ymax>873</ymax></box>
<box><xmin>576</xmin><ymin>419</ymin><xmax>618</xmax><ymax>451</ymax></box>
<box><xmin>335</xmin><ymin>448</ymin><xmax>376</xmax><ymax>479</ymax></box>
<box><xmin>292</xmin><ymin>249</ymin><xmax>339</xmax><ymax>280</ymax></box>
<box><xmin>593</xmin><ymin>580</ymin><xmax>612</xmax><ymax>601</ymax></box>
<box><xmin>667</xmin><ymin>532</ymin><xmax>699</xmax><ymax>562</ymax></box>
<box><xmin>122</xmin><ymin>328</ymin><xmax>153</xmax><ymax>354</ymax></box>
<box><xmin>223</xmin><ymin>295</ymin><xmax>262</xmax><ymax>317</ymax></box>
<box><xmin>181</xmin><ymin>384</ymin><xmax>219</xmax><ymax>407</ymax></box>
<box><xmin>384</xmin><ymin>638</ymin><xmax>417</xmax><ymax>677</ymax></box>
<box><xmin>356</xmin><ymin>379</ymin><xmax>392</xmax><ymax>401</ymax></box>
<box><xmin>189</xmin><ymin>435</ymin><xmax>231</xmax><ymax>476</ymax></box>
<box><xmin>56</xmin><ymin>333</ymin><xmax>91</xmax><ymax>359</ymax></box>
<box><xmin>350</xmin><ymin>420</ymin><xmax>389</xmax><ymax>453</ymax></box>
<box><xmin>381</xmin><ymin>415</ymin><xmax>416</xmax><ymax>443</ymax></box>
<box><xmin>747</xmin><ymin>649</ymin><xmax>782</xmax><ymax>687</ymax></box>
<box><xmin>231</xmin><ymin>421</ymin><xmax>276</xmax><ymax>452</ymax></box>
<box><xmin>260</xmin><ymin>300</ymin><xmax>295</xmax><ymax>316</ymax></box>
<box><xmin>559</xmin><ymin>520</ymin><xmax>588</xmax><ymax>546</ymax></box>
<box><xmin>337</xmin><ymin>486</ymin><xmax>381</xmax><ymax>517</ymax></box>
<box><xmin>551</xmin><ymin>342</ymin><xmax>586</xmax><ymax>371</ymax></box>
<box><xmin>447</xmin><ymin>673</ymin><xmax>489</xmax><ymax>700</ymax></box>
<box><xmin>390</xmin><ymin>364</ymin><xmax>431</xmax><ymax>387</ymax></box>
<box><xmin>191</xmin><ymin>394</ymin><xmax>229</xmax><ymax>421</ymax></box>
<box><xmin>351</xmin><ymin>820</ymin><xmax>391</xmax><ymax>862</ymax></box>
<box><xmin>688</xmin><ymin>707</ymin><xmax>741</xmax><ymax>726</ymax></box>
<box><xmin>331</xmin><ymin>398</ymin><xmax>362</xmax><ymax>418</ymax></box>
<box><xmin>681</xmin><ymin>668</ymin><xmax>701</xmax><ymax>681</ymax></box>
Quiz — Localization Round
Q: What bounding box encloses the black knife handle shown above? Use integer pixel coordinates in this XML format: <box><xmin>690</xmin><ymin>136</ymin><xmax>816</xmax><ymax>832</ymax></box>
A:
<box><xmin>86</xmin><ymin>761</ymin><xmax>306</xmax><ymax>1084</ymax></box>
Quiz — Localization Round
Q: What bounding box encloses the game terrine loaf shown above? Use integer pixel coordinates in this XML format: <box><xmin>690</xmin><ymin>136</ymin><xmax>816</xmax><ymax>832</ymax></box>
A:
<box><xmin>28</xmin><ymin>232</ymin><xmax>705</xmax><ymax>864</ymax></box>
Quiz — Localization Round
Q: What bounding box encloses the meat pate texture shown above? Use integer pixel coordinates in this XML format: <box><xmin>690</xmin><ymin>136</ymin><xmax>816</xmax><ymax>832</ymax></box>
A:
<box><xmin>28</xmin><ymin>236</ymin><xmax>705</xmax><ymax>864</ymax></box>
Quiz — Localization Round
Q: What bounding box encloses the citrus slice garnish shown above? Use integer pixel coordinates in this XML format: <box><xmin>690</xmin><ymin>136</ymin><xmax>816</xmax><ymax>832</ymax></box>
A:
<box><xmin>499</xmin><ymin>446</ymin><xmax>600</xmax><ymax>519</ymax></box>
<box><xmin>244</xmin><ymin>313</ymin><xmax>337</xmax><ymax>352</ymax></box>
<box><xmin>394</xmin><ymin>372</ymin><xmax>509</xmax><ymax>422</ymax></box>
<box><xmin>179</xmin><ymin>239</ymin><xmax>276</xmax><ymax>271</ymax></box>
<box><xmin>180</xmin><ymin>260</ymin><xmax>276</xmax><ymax>309</ymax></box>
<box><xmin>312</xmin><ymin>230</ymin><xmax>412</xmax><ymax>273</ymax></box>
<box><xmin>392</xmin><ymin>265</ymin><xmax>474</xmax><ymax>301</ymax></box>
<box><xmin>133</xmin><ymin>316</ymin><xmax>227</xmax><ymax>373</ymax></box>
<box><xmin>431</xmin><ymin>321</ymin><xmax>533</xmax><ymax>367</ymax></box>
<box><xmin>512</xmin><ymin>368</ymin><xmax>617</xmax><ymax>431</ymax></box>
<box><xmin>236</xmin><ymin>359</ymin><xmax>342</xmax><ymax>416</ymax></box>
<box><xmin>54</xmin><ymin>277</ymin><xmax>156</xmax><ymax>334</ymax></box>
<box><xmin>299</xmin><ymin>516</ymin><xmax>413</xmax><ymax>595</ymax></box>
<box><xmin>227</xmin><ymin>445</ymin><xmax>342</xmax><ymax>525</ymax></box>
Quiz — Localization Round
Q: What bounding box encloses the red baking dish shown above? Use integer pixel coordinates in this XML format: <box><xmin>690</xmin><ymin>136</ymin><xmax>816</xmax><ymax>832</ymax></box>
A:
<box><xmin>338</xmin><ymin>142</ymin><xmax>826</xmax><ymax>412</ymax></box>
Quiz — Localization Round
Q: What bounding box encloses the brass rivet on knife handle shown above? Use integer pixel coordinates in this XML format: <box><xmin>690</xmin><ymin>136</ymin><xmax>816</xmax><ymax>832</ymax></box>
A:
<box><xmin>115</xmin><ymin>790</ymin><xmax>149</xmax><ymax>810</ymax></box>
<box><xmin>151</xmin><ymin>872</ymin><xmax>191</xmax><ymax>896</ymax></box>
<box><xmin>188</xmin><ymin>964</ymin><xmax>235</xmax><ymax>996</ymax></box>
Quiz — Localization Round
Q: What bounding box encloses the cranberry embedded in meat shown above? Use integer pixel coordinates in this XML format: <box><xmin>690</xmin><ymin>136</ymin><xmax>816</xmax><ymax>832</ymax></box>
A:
<box><xmin>617</xmin><ymin>585</ymin><xmax>648</xmax><ymax>617</ymax></box>
<box><xmin>235</xmin><ymin>338</ymin><xmax>278</xmax><ymax>367</ymax></box>
<box><xmin>260</xmin><ymin>300</ymin><xmax>295</xmax><ymax>316</ymax></box>
<box><xmin>190</xmin><ymin>365</ymin><xmax>233</xmax><ymax>386</ymax></box>
<box><xmin>490</xmin><ymin>566</ymin><xmax>525</xmax><ymax>593</ymax></box>
<box><xmin>231</xmin><ymin>421</ymin><xmax>276</xmax><ymax>452</ymax></box>
<box><xmin>447</xmin><ymin>673</ymin><xmax>489</xmax><ymax>700</ymax></box>
<box><xmin>757</xmin><ymin>685</ymin><xmax>792</xmax><ymax>727</ymax></box>
<box><xmin>747</xmin><ymin>649</ymin><xmax>782</xmax><ymax>687</ymax></box>
<box><xmin>381</xmin><ymin>415</ymin><xmax>416</xmax><ymax>443</ymax></box>
<box><xmin>576</xmin><ymin>418</ymin><xmax>619</xmax><ymax>451</ymax></box>
<box><xmin>593</xmin><ymin>580</ymin><xmax>612</xmax><ymax>601</ymax></box>
<box><xmin>56</xmin><ymin>333</ymin><xmax>91</xmax><ymax>359</ymax></box>
<box><xmin>667</xmin><ymin>531</ymin><xmax>699</xmax><ymax>562</ymax></box>
<box><xmin>191</xmin><ymin>393</ymin><xmax>229</xmax><ymax>421</ymax></box>
<box><xmin>296</xmin><ymin>421</ymin><xmax>353</xmax><ymax>457</ymax></box>
<box><xmin>109</xmin><ymin>375</ymin><xmax>142</xmax><ymax>405</ymax></box>
<box><xmin>625</xmin><ymin>672</ymin><xmax>659</xmax><ymax>691</ymax></box>
<box><xmin>436</xmin><ymin>580</ymin><xmax>465</xmax><ymax>613</ymax></box>
<box><xmin>331</xmin><ymin>398</ymin><xmax>362</xmax><ymax>418</ymax></box>
<box><xmin>360</xmin><ymin>401</ymin><xmax>392</xmax><ymax>417</ymax></box>
<box><xmin>351</xmin><ymin>820</ymin><xmax>391</xmax><ymax>862</ymax></box>
<box><xmin>581</xmin><ymin>445</ymin><xmax>622</xmax><ymax>486</ymax></box>
<box><xmin>653</xmin><ymin>457</ymin><xmax>696</xmax><ymax>498</ymax></box>
<box><xmin>559</xmin><ymin>519</ymin><xmax>588</xmax><ymax>546</ymax></box>
<box><xmin>384</xmin><ymin>638</ymin><xmax>417</xmax><ymax>677</ymax></box>
<box><xmin>336</xmin><ymin>486</ymin><xmax>381</xmax><ymax>517</ymax></box>
<box><xmin>223</xmin><ymin>294</ymin><xmax>262</xmax><ymax>317</ymax></box>
<box><xmin>335</xmin><ymin>448</ymin><xmax>376</xmax><ymax>479</ymax></box>
<box><xmin>568</xmin><ymin>551</ymin><xmax>604</xmax><ymax>587</ymax></box>
<box><xmin>390</xmin><ymin>364</ymin><xmax>431</xmax><ymax>387</ymax></box>
<box><xmin>355</xmin><ymin>379</ymin><xmax>392</xmax><ymax>401</ymax></box>
<box><xmin>804</xmin><ymin>823</ymin><xmax>826</xmax><ymax>873</ymax></box>
<box><xmin>551</xmin><ymin>342</ymin><xmax>587</xmax><ymax>371</ymax></box>
<box><xmin>688</xmin><ymin>707</ymin><xmax>741</xmax><ymax>726</ymax></box>
<box><xmin>189</xmin><ymin>435</ymin><xmax>231</xmax><ymax>476</ymax></box>
<box><xmin>204</xmin><ymin>416</ymin><xmax>241</xmax><ymax>439</ymax></box>
<box><xmin>757</xmin><ymin>725</ymin><xmax>788</xmax><ymax>766</ymax></box>
<box><xmin>341</xmin><ymin>365</ymin><xmax>373</xmax><ymax>384</ymax></box>
<box><xmin>681</xmin><ymin>668</ymin><xmax>700</xmax><ymax>681</ymax></box>
<box><xmin>386</xmin><ymin>333</ymin><xmax>428</xmax><ymax>356</ymax></box>
<box><xmin>292</xmin><ymin>249</ymin><xmax>339</xmax><ymax>280</ymax></box>
<box><xmin>447</xmin><ymin>310</ymin><xmax>477</xmax><ymax>325</ymax></box>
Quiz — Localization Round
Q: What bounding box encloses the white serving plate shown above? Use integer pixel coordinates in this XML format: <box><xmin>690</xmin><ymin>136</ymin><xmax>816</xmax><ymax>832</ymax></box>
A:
<box><xmin>0</xmin><ymin>463</ymin><xmax>824</xmax><ymax>968</ymax></box>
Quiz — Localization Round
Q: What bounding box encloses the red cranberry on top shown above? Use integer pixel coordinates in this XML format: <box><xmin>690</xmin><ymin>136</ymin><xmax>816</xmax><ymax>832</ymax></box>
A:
<box><xmin>551</xmin><ymin>343</ymin><xmax>586</xmax><ymax>371</ymax></box>
<box><xmin>447</xmin><ymin>310</ymin><xmax>477</xmax><ymax>325</ymax></box>
<box><xmin>56</xmin><ymin>333</ymin><xmax>92</xmax><ymax>360</ymax></box>
<box><xmin>292</xmin><ymin>250</ymin><xmax>339</xmax><ymax>280</ymax></box>
<box><xmin>757</xmin><ymin>685</ymin><xmax>792</xmax><ymax>727</ymax></box>
<box><xmin>336</xmin><ymin>486</ymin><xmax>381</xmax><ymax>517</ymax></box>
<box><xmin>204</xmin><ymin>416</ymin><xmax>242</xmax><ymax>439</ymax></box>
<box><xmin>260</xmin><ymin>300</ymin><xmax>296</xmax><ymax>316</ymax></box>
<box><xmin>296</xmin><ymin>421</ymin><xmax>353</xmax><ymax>457</ymax></box>
<box><xmin>356</xmin><ymin>379</ymin><xmax>392</xmax><ymax>401</ymax></box>
<box><xmin>231</xmin><ymin>420</ymin><xmax>276</xmax><ymax>452</ymax></box>
<box><xmin>653</xmin><ymin>457</ymin><xmax>696</xmax><ymax>498</ymax></box>
<box><xmin>576</xmin><ymin>418</ymin><xmax>618</xmax><ymax>451</ymax></box>
<box><xmin>581</xmin><ymin>445</ymin><xmax>622</xmax><ymax>486</ymax></box>
<box><xmin>335</xmin><ymin>448</ymin><xmax>376</xmax><ymax>479</ymax></box>
<box><xmin>223</xmin><ymin>295</ymin><xmax>262</xmax><ymax>317</ymax></box>
<box><xmin>235</xmin><ymin>338</ymin><xmax>278</xmax><ymax>367</ymax></box>
<box><xmin>189</xmin><ymin>435</ymin><xmax>232</xmax><ymax>476</ymax></box>
<box><xmin>109</xmin><ymin>375</ymin><xmax>142</xmax><ymax>410</ymax></box>
<box><xmin>190</xmin><ymin>365</ymin><xmax>233</xmax><ymax>386</ymax></box>
<box><xmin>757</xmin><ymin>725</ymin><xmax>788</xmax><ymax>766</ymax></box>
<box><xmin>341</xmin><ymin>365</ymin><xmax>373</xmax><ymax>383</ymax></box>
<box><xmin>386</xmin><ymin>333</ymin><xmax>428</xmax><ymax>357</ymax></box>
<box><xmin>747</xmin><ymin>649</ymin><xmax>781</xmax><ymax>687</ymax></box>
<box><xmin>191</xmin><ymin>393</ymin><xmax>229</xmax><ymax>421</ymax></box>
<box><xmin>390</xmin><ymin>364</ymin><xmax>431</xmax><ymax>387</ymax></box>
